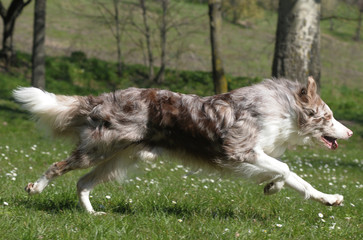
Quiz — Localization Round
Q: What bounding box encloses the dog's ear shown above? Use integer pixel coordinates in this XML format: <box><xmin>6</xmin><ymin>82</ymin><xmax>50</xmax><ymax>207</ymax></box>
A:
<box><xmin>307</xmin><ymin>76</ymin><xmax>317</xmax><ymax>97</ymax></box>
<box><xmin>297</xmin><ymin>77</ymin><xmax>317</xmax><ymax>104</ymax></box>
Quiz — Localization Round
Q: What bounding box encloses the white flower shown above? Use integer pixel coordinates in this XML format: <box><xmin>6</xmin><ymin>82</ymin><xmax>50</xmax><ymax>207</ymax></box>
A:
<box><xmin>329</xmin><ymin>223</ymin><xmax>336</xmax><ymax>230</ymax></box>
<box><xmin>276</xmin><ymin>224</ymin><xmax>283</xmax><ymax>228</ymax></box>
<box><xmin>350</xmin><ymin>203</ymin><xmax>355</xmax><ymax>207</ymax></box>
<box><xmin>3</xmin><ymin>202</ymin><xmax>9</xmax><ymax>206</ymax></box>
<box><xmin>318</xmin><ymin>213</ymin><xmax>324</xmax><ymax>218</ymax></box>
<box><xmin>172</xmin><ymin>200</ymin><xmax>177</xmax><ymax>204</ymax></box>
<box><xmin>105</xmin><ymin>195</ymin><xmax>111</xmax><ymax>199</ymax></box>
<box><xmin>178</xmin><ymin>219</ymin><xmax>183</xmax><ymax>223</ymax></box>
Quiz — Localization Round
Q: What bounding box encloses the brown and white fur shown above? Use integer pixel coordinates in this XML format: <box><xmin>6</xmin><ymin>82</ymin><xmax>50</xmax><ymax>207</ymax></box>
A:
<box><xmin>13</xmin><ymin>77</ymin><xmax>353</xmax><ymax>215</ymax></box>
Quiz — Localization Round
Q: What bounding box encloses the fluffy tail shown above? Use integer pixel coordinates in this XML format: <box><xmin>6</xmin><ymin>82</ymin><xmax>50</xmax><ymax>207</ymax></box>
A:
<box><xmin>13</xmin><ymin>87</ymin><xmax>83</xmax><ymax>138</ymax></box>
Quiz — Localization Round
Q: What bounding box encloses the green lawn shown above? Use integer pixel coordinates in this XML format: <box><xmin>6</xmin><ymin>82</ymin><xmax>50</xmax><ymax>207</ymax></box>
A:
<box><xmin>1</xmin><ymin>86</ymin><xmax>362</xmax><ymax>239</ymax></box>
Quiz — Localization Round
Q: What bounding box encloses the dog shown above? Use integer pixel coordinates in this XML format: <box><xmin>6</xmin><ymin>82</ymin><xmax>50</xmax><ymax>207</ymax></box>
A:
<box><xmin>13</xmin><ymin>77</ymin><xmax>353</xmax><ymax>215</ymax></box>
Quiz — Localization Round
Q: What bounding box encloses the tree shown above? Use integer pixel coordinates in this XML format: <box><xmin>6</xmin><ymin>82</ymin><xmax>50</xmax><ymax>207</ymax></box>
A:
<box><xmin>137</xmin><ymin>0</ymin><xmax>154</xmax><ymax>81</ymax></box>
<box><xmin>208</xmin><ymin>0</ymin><xmax>228</xmax><ymax>94</ymax></box>
<box><xmin>154</xmin><ymin>0</ymin><xmax>168</xmax><ymax>84</ymax></box>
<box><xmin>272</xmin><ymin>0</ymin><xmax>321</xmax><ymax>87</ymax></box>
<box><xmin>354</xmin><ymin>0</ymin><xmax>363</xmax><ymax>41</ymax></box>
<box><xmin>95</xmin><ymin>0</ymin><xmax>131</xmax><ymax>78</ymax></box>
<box><xmin>31</xmin><ymin>0</ymin><xmax>46</xmax><ymax>89</ymax></box>
<box><xmin>0</xmin><ymin>0</ymin><xmax>31</xmax><ymax>66</ymax></box>
<box><xmin>131</xmin><ymin>0</ymin><xmax>198</xmax><ymax>84</ymax></box>
<box><xmin>221</xmin><ymin>0</ymin><xmax>263</xmax><ymax>25</ymax></box>
<box><xmin>321</xmin><ymin>0</ymin><xmax>338</xmax><ymax>31</ymax></box>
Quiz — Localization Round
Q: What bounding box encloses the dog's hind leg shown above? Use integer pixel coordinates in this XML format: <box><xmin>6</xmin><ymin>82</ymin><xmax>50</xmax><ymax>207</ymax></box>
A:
<box><xmin>25</xmin><ymin>156</ymin><xmax>78</xmax><ymax>195</ymax></box>
<box><xmin>77</xmin><ymin>153</ymin><xmax>136</xmax><ymax>215</ymax></box>
<box><xmin>25</xmin><ymin>147</ymin><xmax>108</xmax><ymax>195</ymax></box>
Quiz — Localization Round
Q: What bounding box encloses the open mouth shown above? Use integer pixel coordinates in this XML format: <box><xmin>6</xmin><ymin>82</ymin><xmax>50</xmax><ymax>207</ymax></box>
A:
<box><xmin>321</xmin><ymin>136</ymin><xmax>338</xmax><ymax>150</ymax></box>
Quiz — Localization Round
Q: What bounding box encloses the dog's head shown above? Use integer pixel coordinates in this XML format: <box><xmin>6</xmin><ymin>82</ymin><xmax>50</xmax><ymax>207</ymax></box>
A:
<box><xmin>295</xmin><ymin>77</ymin><xmax>353</xmax><ymax>150</ymax></box>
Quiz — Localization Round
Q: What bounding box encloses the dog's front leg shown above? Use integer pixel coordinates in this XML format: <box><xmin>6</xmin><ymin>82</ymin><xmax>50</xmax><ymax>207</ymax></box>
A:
<box><xmin>285</xmin><ymin>172</ymin><xmax>343</xmax><ymax>206</ymax></box>
<box><xmin>253</xmin><ymin>149</ymin><xmax>291</xmax><ymax>182</ymax></box>
<box><xmin>250</xmin><ymin>149</ymin><xmax>291</xmax><ymax>195</ymax></box>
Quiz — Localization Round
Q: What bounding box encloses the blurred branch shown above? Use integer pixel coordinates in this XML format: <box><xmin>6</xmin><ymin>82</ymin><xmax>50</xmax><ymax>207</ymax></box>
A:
<box><xmin>321</xmin><ymin>15</ymin><xmax>359</xmax><ymax>21</ymax></box>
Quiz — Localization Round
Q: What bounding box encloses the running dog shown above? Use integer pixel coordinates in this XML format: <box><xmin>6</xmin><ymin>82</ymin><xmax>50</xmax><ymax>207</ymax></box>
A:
<box><xmin>13</xmin><ymin>77</ymin><xmax>353</xmax><ymax>214</ymax></box>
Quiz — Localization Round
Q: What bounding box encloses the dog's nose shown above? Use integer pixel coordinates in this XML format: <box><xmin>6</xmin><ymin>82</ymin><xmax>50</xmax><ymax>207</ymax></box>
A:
<box><xmin>347</xmin><ymin>130</ymin><xmax>353</xmax><ymax>138</ymax></box>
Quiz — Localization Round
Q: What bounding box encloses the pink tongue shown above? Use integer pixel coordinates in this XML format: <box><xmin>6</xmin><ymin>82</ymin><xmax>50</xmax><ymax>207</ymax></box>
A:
<box><xmin>332</xmin><ymin>140</ymin><xmax>338</xmax><ymax>150</ymax></box>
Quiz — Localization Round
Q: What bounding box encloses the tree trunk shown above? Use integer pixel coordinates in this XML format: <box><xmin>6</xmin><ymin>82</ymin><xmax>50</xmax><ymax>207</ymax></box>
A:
<box><xmin>354</xmin><ymin>9</ymin><xmax>362</xmax><ymax>41</ymax></box>
<box><xmin>272</xmin><ymin>0</ymin><xmax>321</xmax><ymax>88</ymax></box>
<box><xmin>154</xmin><ymin>0</ymin><xmax>168</xmax><ymax>84</ymax></box>
<box><xmin>1</xmin><ymin>15</ymin><xmax>16</xmax><ymax>64</ymax></box>
<box><xmin>0</xmin><ymin>0</ymin><xmax>31</xmax><ymax>66</ymax></box>
<box><xmin>139</xmin><ymin>0</ymin><xmax>154</xmax><ymax>81</ymax></box>
<box><xmin>113</xmin><ymin>0</ymin><xmax>122</xmax><ymax>77</ymax></box>
<box><xmin>208</xmin><ymin>0</ymin><xmax>228</xmax><ymax>94</ymax></box>
<box><xmin>31</xmin><ymin>0</ymin><xmax>46</xmax><ymax>89</ymax></box>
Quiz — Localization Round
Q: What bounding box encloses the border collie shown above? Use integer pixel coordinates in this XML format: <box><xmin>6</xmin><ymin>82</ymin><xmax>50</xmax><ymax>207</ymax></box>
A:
<box><xmin>13</xmin><ymin>77</ymin><xmax>353</xmax><ymax>215</ymax></box>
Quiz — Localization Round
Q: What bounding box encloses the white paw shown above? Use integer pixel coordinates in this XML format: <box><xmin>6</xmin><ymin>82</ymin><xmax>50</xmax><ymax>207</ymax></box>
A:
<box><xmin>90</xmin><ymin>211</ymin><xmax>107</xmax><ymax>216</ymax></box>
<box><xmin>264</xmin><ymin>181</ymin><xmax>285</xmax><ymax>195</ymax></box>
<box><xmin>25</xmin><ymin>182</ymin><xmax>40</xmax><ymax>195</ymax></box>
<box><xmin>321</xmin><ymin>194</ymin><xmax>344</xmax><ymax>206</ymax></box>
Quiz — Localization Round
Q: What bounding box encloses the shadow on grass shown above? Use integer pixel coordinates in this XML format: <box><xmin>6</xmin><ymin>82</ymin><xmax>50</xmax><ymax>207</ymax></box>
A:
<box><xmin>110</xmin><ymin>201</ymin><xmax>272</xmax><ymax>221</ymax></box>
<box><xmin>19</xmin><ymin>194</ymin><xmax>79</xmax><ymax>213</ymax></box>
<box><xmin>17</xmin><ymin>193</ymin><xmax>274</xmax><ymax>222</ymax></box>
